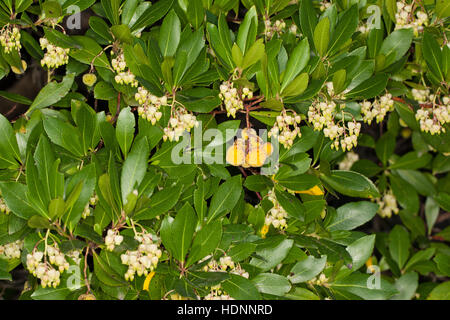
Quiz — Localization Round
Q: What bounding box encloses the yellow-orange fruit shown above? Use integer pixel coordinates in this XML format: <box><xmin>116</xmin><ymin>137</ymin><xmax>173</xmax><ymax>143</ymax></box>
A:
<box><xmin>143</xmin><ymin>271</ymin><xmax>156</xmax><ymax>292</ymax></box>
<box><xmin>83</xmin><ymin>73</ymin><xmax>97</xmax><ymax>87</ymax></box>
<box><xmin>260</xmin><ymin>225</ymin><xmax>269</xmax><ymax>239</ymax></box>
<box><xmin>241</xmin><ymin>128</ymin><xmax>257</xmax><ymax>140</ymax></box>
<box><xmin>263</xmin><ymin>142</ymin><xmax>273</xmax><ymax>156</ymax></box>
<box><xmin>226</xmin><ymin>143</ymin><xmax>245</xmax><ymax>166</ymax></box>
<box><xmin>401</xmin><ymin>128</ymin><xmax>412</xmax><ymax>139</ymax></box>
<box><xmin>11</xmin><ymin>60</ymin><xmax>27</xmax><ymax>74</ymax></box>
<box><xmin>246</xmin><ymin>147</ymin><xmax>267</xmax><ymax>167</ymax></box>
<box><xmin>295</xmin><ymin>185</ymin><xmax>324</xmax><ymax>196</ymax></box>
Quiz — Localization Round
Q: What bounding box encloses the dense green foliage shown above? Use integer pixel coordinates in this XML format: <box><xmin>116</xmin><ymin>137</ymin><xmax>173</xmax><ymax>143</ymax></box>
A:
<box><xmin>0</xmin><ymin>0</ymin><xmax>449</xmax><ymax>300</ymax></box>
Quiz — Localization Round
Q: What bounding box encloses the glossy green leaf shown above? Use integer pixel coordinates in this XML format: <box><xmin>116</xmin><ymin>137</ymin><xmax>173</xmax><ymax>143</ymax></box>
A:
<box><xmin>252</xmin><ymin>273</ymin><xmax>291</xmax><ymax>296</ymax></box>
<box><xmin>327</xmin><ymin>5</ymin><xmax>358</xmax><ymax>55</ymax></box>
<box><xmin>250</xmin><ymin>238</ymin><xmax>294</xmax><ymax>272</ymax></box>
<box><xmin>288</xmin><ymin>255</ymin><xmax>327</xmax><ymax>283</ymax></box>
<box><xmin>159</xmin><ymin>10</ymin><xmax>181</xmax><ymax>57</ymax></box>
<box><xmin>207</xmin><ymin>176</ymin><xmax>242</xmax><ymax>223</ymax></box>
<box><xmin>313</xmin><ymin>17</ymin><xmax>330</xmax><ymax>57</ymax></box>
<box><xmin>389</xmin><ymin>225</ymin><xmax>410</xmax><ymax>270</ymax></box>
<box><xmin>320</xmin><ymin>170</ymin><xmax>380</xmax><ymax>198</ymax></box>
<box><xmin>328</xmin><ymin>202</ymin><xmax>378</xmax><ymax>231</ymax></box>
<box><xmin>121</xmin><ymin>137</ymin><xmax>149</xmax><ymax>204</ymax></box>
<box><xmin>281</xmin><ymin>38</ymin><xmax>310</xmax><ymax>92</ymax></box>
<box><xmin>116</xmin><ymin>107</ymin><xmax>135</xmax><ymax>158</ymax></box>
<box><xmin>28</xmin><ymin>74</ymin><xmax>75</xmax><ymax>114</ymax></box>
<box><xmin>187</xmin><ymin>220</ymin><xmax>222</xmax><ymax>267</ymax></box>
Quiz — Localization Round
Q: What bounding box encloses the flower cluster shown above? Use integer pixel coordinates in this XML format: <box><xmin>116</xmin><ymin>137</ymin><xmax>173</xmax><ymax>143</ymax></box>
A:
<box><xmin>308</xmin><ymin>273</ymin><xmax>329</xmax><ymax>287</ymax></box>
<box><xmin>264</xmin><ymin>18</ymin><xmax>286</xmax><ymax>39</ymax></box>
<box><xmin>136</xmin><ymin>87</ymin><xmax>167</xmax><ymax>125</ymax></box>
<box><xmin>82</xmin><ymin>204</ymin><xmax>91</xmax><ymax>219</ymax></box>
<box><xmin>308</xmin><ymin>101</ymin><xmax>361</xmax><ymax>151</ymax></box>
<box><xmin>360</xmin><ymin>93</ymin><xmax>395</xmax><ymax>125</ymax></box>
<box><xmin>204</xmin><ymin>285</ymin><xmax>234</xmax><ymax>300</ymax></box>
<box><xmin>207</xmin><ymin>256</ymin><xmax>249</xmax><ymax>278</ymax></box>
<box><xmin>339</xmin><ymin>151</ymin><xmax>359</xmax><ymax>171</ymax></box>
<box><xmin>269</xmin><ymin>110</ymin><xmax>302</xmax><ymax>149</ymax></box>
<box><xmin>121</xmin><ymin>232</ymin><xmax>162</xmax><ymax>281</ymax></box>
<box><xmin>169</xmin><ymin>293</ymin><xmax>189</xmax><ymax>300</ymax></box>
<box><xmin>319</xmin><ymin>0</ymin><xmax>332</xmax><ymax>12</ymax></box>
<box><xmin>0</xmin><ymin>25</ymin><xmax>21</xmax><ymax>53</ymax></box>
<box><xmin>411</xmin><ymin>88</ymin><xmax>430</xmax><ymax>103</ymax></box>
<box><xmin>26</xmin><ymin>244</ymin><xmax>70</xmax><ymax>288</ymax></box>
<box><xmin>358</xmin><ymin>23</ymin><xmax>371</xmax><ymax>34</ymax></box>
<box><xmin>265</xmin><ymin>189</ymin><xmax>288</xmax><ymax>231</ymax></box>
<box><xmin>112</xmin><ymin>53</ymin><xmax>138</xmax><ymax>87</ymax></box>
<box><xmin>308</xmin><ymin>100</ymin><xmax>335</xmax><ymax>131</ymax></box>
<box><xmin>289</xmin><ymin>24</ymin><xmax>298</xmax><ymax>36</ymax></box>
<box><xmin>47</xmin><ymin>245</ymin><xmax>70</xmax><ymax>272</ymax></box>
<box><xmin>42</xmin><ymin>16</ymin><xmax>59</xmax><ymax>29</ymax></box>
<box><xmin>104</xmin><ymin>229</ymin><xmax>124</xmax><ymax>251</ymax></box>
<box><xmin>325</xmin><ymin>82</ymin><xmax>347</xmax><ymax>99</ymax></box>
<box><xmin>416</xmin><ymin>104</ymin><xmax>450</xmax><ymax>135</ymax></box>
<box><xmin>376</xmin><ymin>190</ymin><xmax>399</xmax><ymax>218</ymax></box>
<box><xmin>411</xmin><ymin>90</ymin><xmax>450</xmax><ymax>135</ymax></box>
<box><xmin>329</xmin><ymin>119</ymin><xmax>361</xmax><ymax>151</ymax></box>
<box><xmin>219</xmin><ymin>81</ymin><xmax>251</xmax><ymax>118</ymax></box>
<box><xmin>163</xmin><ymin>107</ymin><xmax>198</xmax><ymax>142</ymax></box>
<box><xmin>395</xmin><ymin>1</ymin><xmax>428</xmax><ymax>36</ymax></box>
<box><xmin>90</xmin><ymin>194</ymin><xmax>98</xmax><ymax>206</ymax></box>
<box><xmin>26</xmin><ymin>254</ymin><xmax>61</xmax><ymax>288</ymax></box>
<box><xmin>202</xmin><ymin>255</ymin><xmax>249</xmax><ymax>300</ymax></box>
<box><xmin>39</xmin><ymin>38</ymin><xmax>70</xmax><ymax>69</ymax></box>
<box><xmin>0</xmin><ymin>196</ymin><xmax>10</xmax><ymax>215</ymax></box>
<box><xmin>0</xmin><ymin>240</ymin><xmax>23</xmax><ymax>259</ymax></box>
<box><xmin>67</xmin><ymin>250</ymin><xmax>82</xmax><ymax>265</ymax></box>
<box><xmin>82</xmin><ymin>194</ymin><xmax>98</xmax><ymax>219</ymax></box>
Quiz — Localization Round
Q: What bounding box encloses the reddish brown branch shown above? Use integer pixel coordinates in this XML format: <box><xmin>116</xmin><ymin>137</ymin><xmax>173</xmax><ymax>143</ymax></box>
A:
<box><xmin>393</xmin><ymin>97</ymin><xmax>433</xmax><ymax>109</ymax></box>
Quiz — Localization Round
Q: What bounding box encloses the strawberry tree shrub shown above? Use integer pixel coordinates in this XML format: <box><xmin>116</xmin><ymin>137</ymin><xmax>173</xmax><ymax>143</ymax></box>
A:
<box><xmin>0</xmin><ymin>0</ymin><xmax>449</xmax><ymax>300</ymax></box>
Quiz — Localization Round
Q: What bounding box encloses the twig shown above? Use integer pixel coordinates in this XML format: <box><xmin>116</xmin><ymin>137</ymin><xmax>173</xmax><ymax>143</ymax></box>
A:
<box><xmin>245</xmin><ymin>104</ymin><xmax>251</xmax><ymax>129</ymax></box>
<box><xmin>393</xmin><ymin>97</ymin><xmax>433</xmax><ymax>109</ymax></box>
<box><xmin>239</xmin><ymin>167</ymin><xmax>247</xmax><ymax>178</ymax></box>
<box><xmin>247</xmin><ymin>97</ymin><xmax>264</xmax><ymax>109</ymax></box>
<box><xmin>436</xmin><ymin>212</ymin><xmax>450</xmax><ymax>224</ymax></box>
<box><xmin>4</xmin><ymin>104</ymin><xmax>18</xmax><ymax>118</ymax></box>
<box><xmin>90</xmin><ymin>45</ymin><xmax>113</xmax><ymax>72</ymax></box>
<box><xmin>84</xmin><ymin>245</ymin><xmax>91</xmax><ymax>294</ymax></box>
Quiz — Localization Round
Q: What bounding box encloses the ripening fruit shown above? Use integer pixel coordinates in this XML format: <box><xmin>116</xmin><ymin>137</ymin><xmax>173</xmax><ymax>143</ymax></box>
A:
<box><xmin>241</xmin><ymin>128</ymin><xmax>257</xmax><ymax>140</ymax></box>
<box><xmin>226</xmin><ymin>143</ymin><xmax>245</xmax><ymax>166</ymax></box>
<box><xmin>226</xmin><ymin>138</ymin><xmax>273</xmax><ymax>168</ymax></box>
<box><xmin>66</xmin><ymin>165</ymin><xmax>80</xmax><ymax>175</ymax></box>
<box><xmin>82</xmin><ymin>73</ymin><xmax>97</xmax><ymax>87</ymax></box>
<box><xmin>78</xmin><ymin>294</ymin><xmax>96</xmax><ymax>300</ymax></box>
<box><xmin>143</xmin><ymin>271</ymin><xmax>156</xmax><ymax>292</ymax></box>
<box><xmin>401</xmin><ymin>128</ymin><xmax>412</xmax><ymax>139</ymax></box>
<box><xmin>248</xmin><ymin>135</ymin><xmax>262</xmax><ymax>149</ymax></box>
<box><xmin>399</xmin><ymin>118</ymin><xmax>408</xmax><ymax>127</ymax></box>
<box><xmin>296</xmin><ymin>185</ymin><xmax>324</xmax><ymax>196</ymax></box>
<box><xmin>320</xmin><ymin>207</ymin><xmax>327</xmax><ymax>219</ymax></box>
<box><xmin>260</xmin><ymin>225</ymin><xmax>269</xmax><ymax>239</ymax></box>
<box><xmin>11</xmin><ymin>60</ymin><xmax>27</xmax><ymax>74</ymax></box>
<box><xmin>365</xmin><ymin>257</ymin><xmax>377</xmax><ymax>273</ymax></box>
<box><xmin>245</xmin><ymin>148</ymin><xmax>267</xmax><ymax>168</ymax></box>
<box><xmin>263</xmin><ymin>142</ymin><xmax>273</xmax><ymax>156</ymax></box>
